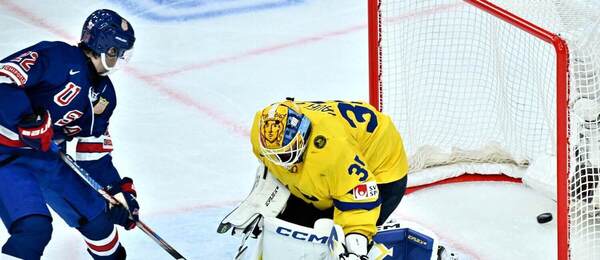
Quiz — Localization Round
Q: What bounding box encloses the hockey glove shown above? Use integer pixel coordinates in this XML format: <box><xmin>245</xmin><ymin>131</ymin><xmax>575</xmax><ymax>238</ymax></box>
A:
<box><xmin>17</xmin><ymin>109</ymin><xmax>53</xmax><ymax>152</ymax></box>
<box><xmin>339</xmin><ymin>233</ymin><xmax>369</xmax><ymax>260</ymax></box>
<box><xmin>106</xmin><ymin>177</ymin><xmax>139</xmax><ymax>230</ymax></box>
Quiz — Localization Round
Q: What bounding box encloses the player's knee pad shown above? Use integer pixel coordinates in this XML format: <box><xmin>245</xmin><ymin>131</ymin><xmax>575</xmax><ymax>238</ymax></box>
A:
<box><xmin>78</xmin><ymin>212</ymin><xmax>125</xmax><ymax>259</ymax></box>
<box><xmin>2</xmin><ymin>215</ymin><xmax>53</xmax><ymax>259</ymax></box>
<box><xmin>368</xmin><ymin>221</ymin><xmax>439</xmax><ymax>260</ymax></box>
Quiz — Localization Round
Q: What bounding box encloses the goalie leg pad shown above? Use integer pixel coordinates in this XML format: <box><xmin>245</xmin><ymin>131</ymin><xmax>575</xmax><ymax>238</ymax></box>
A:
<box><xmin>260</xmin><ymin>217</ymin><xmax>333</xmax><ymax>260</ymax></box>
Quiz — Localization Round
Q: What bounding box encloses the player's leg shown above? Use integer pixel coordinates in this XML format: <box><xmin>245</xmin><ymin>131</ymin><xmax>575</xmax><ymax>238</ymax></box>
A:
<box><xmin>1</xmin><ymin>215</ymin><xmax>53</xmax><ymax>260</ymax></box>
<box><xmin>277</xmin><ymin>194</ymin><xmax>333</xmax><ymax>228</ymax></box>
<box><xmin>0</xmin><ymin>154</ymin><xmax>53</xmax><ymax>259</ymax></box>
<box><xmin>376</xmin><ymin>175</ymin><xmax>407</xmax><ymax>225</ymax></box>
<box><xmin>78</xmin><ymin>211</ymin><xmax>126</xmax><ymax>259</ymax></box>
<box><xmin>41</xmin><ymin>162</ymin><xmax>126</xmax><ymax>259</ymax></box>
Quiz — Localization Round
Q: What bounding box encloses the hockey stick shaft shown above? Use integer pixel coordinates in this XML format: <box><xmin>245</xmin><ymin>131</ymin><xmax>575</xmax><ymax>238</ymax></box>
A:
<box><xmin>59</xmin><ymin>152</ymin><xmax>187</xmax><ymax>260</ymax></box>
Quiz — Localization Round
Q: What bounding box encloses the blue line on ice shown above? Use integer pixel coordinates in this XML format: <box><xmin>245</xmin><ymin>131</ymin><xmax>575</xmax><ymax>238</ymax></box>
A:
<box><xmin>110</xmin><ymin>0</ymin><xmax>306</xmax><ymax>21</ymax></box>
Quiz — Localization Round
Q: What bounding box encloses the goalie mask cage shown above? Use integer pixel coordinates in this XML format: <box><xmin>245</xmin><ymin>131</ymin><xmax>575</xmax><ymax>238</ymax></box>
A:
<box><xmin>368</xmin><ymin>0</ymin><xmax>600</xmax><ymax>259</ymax></box>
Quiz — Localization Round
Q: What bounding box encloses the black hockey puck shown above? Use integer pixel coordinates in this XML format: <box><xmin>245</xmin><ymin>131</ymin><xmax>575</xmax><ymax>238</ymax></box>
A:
<box><xmin>537</xmin><ymin>212</ymin><xmax>553</xmax><ymax>224</ymax></box>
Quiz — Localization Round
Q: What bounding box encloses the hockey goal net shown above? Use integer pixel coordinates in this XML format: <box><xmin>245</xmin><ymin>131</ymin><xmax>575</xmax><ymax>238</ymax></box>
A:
<box><xmin>368</xmin><ymin>0</ymin><xmax>600</xmax><ymax>259</ymax></box>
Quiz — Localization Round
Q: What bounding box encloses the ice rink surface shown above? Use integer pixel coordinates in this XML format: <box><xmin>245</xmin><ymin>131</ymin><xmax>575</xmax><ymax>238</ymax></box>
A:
<box><xmin>0</xmin><ymin>1</ymin><xmax>558</xmax><ymax>259</ymax></box>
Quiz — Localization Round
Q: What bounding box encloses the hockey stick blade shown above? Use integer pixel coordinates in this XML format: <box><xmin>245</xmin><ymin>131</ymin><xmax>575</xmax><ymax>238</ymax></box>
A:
<box><xmin>58</xmin><ymin>151</ymin><xmax>187</xmax><ymax>260</ymax></box>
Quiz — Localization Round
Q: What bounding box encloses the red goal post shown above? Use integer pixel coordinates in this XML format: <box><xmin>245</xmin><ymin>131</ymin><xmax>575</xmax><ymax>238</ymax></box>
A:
<box><xmin>368</xmin><ymin>0</ymin><xmax>600</xmax><ymax>259</ymax></box>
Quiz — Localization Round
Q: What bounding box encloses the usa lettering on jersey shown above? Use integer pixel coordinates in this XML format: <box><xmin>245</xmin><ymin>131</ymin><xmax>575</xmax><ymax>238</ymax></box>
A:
<box><xmin>54</xmin><ymin>82</ymin><xmax>82</xmax><ymax>106</ymax></box>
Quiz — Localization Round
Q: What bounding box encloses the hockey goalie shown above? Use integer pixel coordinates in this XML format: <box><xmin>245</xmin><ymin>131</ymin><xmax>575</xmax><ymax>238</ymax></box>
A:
<box><xmin>217</xmin><ymin>165</ymin><xmax>448</xmax><ymax>260</ymax></box>
<box><xmin>218</xmin><ymin>99</ymin><xmax>457</xmax><ymax>259</ymax></box>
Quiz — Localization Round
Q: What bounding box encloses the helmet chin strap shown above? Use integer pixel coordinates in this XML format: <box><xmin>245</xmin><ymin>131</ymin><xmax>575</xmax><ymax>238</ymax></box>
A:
<box><xmin>99</xmin><ymin>53</ymin><xmax>116</xmax><ymax>76</ymax></box>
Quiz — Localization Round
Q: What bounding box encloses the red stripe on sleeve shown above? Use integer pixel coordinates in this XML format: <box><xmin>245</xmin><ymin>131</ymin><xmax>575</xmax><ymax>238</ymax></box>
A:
<box><xmin>0</xmin><ymin>135</ymin><xmax>25</xmax><ymax>148</ymax></box>
<box><xmin>76</xmin><ymin>142</ymin><xmax>113</xmax><ymax>153</ymax></box>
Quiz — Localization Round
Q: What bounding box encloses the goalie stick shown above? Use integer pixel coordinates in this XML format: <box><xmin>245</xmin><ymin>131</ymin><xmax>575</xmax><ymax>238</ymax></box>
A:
<box><xmin>58</xmin><ymin>151</ymin><xmax>187</xmax><ymax>260</ymax></box>
<box><xmin>233</xmin><ymin>215</ymin><xmax>262</xmax><ymax>260</ymax></box>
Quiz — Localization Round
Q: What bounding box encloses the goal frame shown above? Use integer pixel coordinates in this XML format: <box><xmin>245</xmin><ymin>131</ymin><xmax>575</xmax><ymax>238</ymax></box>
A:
<box><xmin>367</xmin><ymin>0</ymin><xmax>571</xmax><ymax>258</ymax></box>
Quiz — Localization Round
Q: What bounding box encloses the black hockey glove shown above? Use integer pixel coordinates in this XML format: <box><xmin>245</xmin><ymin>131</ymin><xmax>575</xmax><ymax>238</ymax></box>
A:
<box><xmin>106</xmin><ymin>177</ymin><xmax>139</xmax><ymax>230</ymax></box>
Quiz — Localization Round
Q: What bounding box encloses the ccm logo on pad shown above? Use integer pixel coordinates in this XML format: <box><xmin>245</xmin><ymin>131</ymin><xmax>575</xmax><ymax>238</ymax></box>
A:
<box><xmin>275</xmin><ymin>227</ymin><xmax>328</xmax><ymax>244</ymax></box>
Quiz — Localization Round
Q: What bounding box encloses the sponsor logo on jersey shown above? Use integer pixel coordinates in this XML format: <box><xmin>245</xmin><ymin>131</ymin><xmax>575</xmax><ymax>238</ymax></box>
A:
<box><xmin>275</xmin><ymin>226</ymin><xmax>328</xmax><ymax>244</ymax></box>
<box><xmin>0</xmin><ymin>63</ymin><xmax>28</xmax><ymax>86</ymax></box>
<box><xmin>353</xmin><ymin>181</ymin><xmax>378</xmax><ymax>200</ymax></box>
<box><xmin>69</xmin><ymin>69</ymin><xmax>80</xmax><ymax>75</ymax></box>
<box><xmin>313</xmin><ymin>135</ymin><xmax>326</xmax><ymax>149</ymax></box>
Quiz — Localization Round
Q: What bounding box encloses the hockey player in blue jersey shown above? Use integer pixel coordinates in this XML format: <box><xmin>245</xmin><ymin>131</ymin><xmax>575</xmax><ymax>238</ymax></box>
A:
<box><xmin>0</xmin><ymin>9</ymin><xmax>139</xmax><ymax>259</ymax></box>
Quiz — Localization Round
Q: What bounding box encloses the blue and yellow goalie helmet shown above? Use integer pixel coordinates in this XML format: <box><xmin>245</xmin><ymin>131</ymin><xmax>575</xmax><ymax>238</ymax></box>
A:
<box><xmin>258</xmin><ymin>100</ymin><xmax>311</xmax><ymax>168</ymax></box>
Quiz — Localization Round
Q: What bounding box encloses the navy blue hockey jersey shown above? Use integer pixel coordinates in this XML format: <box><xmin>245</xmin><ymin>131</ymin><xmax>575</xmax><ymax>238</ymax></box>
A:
<box><xmin>0</xmin><ymin>41</ymin><xmax>121</xmax><ymax>184</ymax></box>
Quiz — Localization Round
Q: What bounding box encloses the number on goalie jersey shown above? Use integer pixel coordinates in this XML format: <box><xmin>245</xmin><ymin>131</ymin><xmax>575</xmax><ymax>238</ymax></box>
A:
<box><xmin>0</xmin><ymin>9</ymin><xmax>137</xmax><ymax>260</ymax></box>
<box><xmin>250</xmin><ymin>99</ymin><xmax>409</xmax><ymax>256</ymax></box>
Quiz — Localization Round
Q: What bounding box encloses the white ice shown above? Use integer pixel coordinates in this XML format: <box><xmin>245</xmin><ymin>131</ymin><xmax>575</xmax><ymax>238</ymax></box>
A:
<box><xmin>0</xmin><ymin>1</ymin><xmax>559</xmax><ymax>259</ymax></box>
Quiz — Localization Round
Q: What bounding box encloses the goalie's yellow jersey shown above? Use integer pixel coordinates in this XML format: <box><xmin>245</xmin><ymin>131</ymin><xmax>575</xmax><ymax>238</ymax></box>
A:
<box><xmin>250</xmin><ymin>100</ymin><xmax>408</xmax><ymax>239</ymax></box>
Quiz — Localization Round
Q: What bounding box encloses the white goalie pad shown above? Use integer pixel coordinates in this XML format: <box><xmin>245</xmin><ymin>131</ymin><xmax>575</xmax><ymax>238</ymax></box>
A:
<box><xmin>259</xmin><ymin>217</ymin><xmax>340</xmax><ymax>260</ymax></box>
<box><xmin>218</xmin><ymin>164</ymin><xmax>290</xmax><ymax>235</ymax></box>
<box><xmin>257</xmin><ymin>217</ymin><xmax>448</xmax><ymax>260</ymax></box>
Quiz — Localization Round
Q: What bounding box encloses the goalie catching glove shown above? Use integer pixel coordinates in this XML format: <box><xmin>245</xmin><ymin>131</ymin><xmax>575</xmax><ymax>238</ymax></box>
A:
<box><xmin>106</xmin><ymin>177</ymin><xmax>139</xmax><ymax>230</ymax></box>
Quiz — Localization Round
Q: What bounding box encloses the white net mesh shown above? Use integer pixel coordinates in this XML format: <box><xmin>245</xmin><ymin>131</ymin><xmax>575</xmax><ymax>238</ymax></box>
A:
<box><xmin>374</xmin><ymin>0</ymin><xmax>600</xmax><ymax>259</ymax></box>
